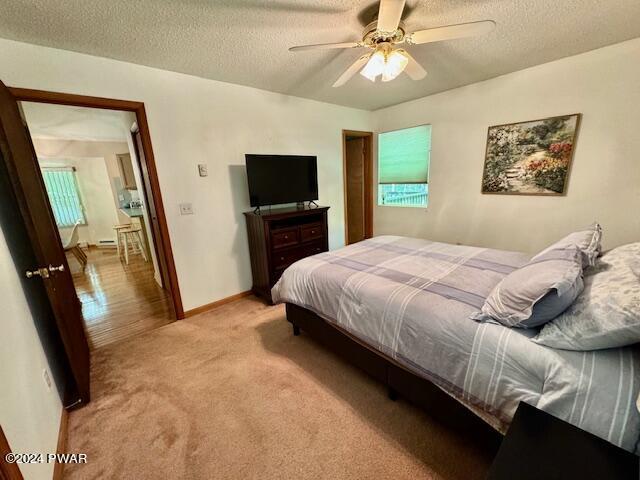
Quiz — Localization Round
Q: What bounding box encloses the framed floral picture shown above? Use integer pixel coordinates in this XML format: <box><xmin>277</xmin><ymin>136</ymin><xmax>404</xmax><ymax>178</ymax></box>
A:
<box><xmin>481</xmin><ymin>114</ymin><xmax>581</xmax><ymax>195</ymax></box>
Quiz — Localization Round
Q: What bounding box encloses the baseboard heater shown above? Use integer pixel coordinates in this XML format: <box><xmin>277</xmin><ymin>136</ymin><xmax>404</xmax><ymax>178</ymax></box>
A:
<box><xmin>97</xmin><ymin>239</ymin><xmax>117</xmax><ymax>248</ymax></box>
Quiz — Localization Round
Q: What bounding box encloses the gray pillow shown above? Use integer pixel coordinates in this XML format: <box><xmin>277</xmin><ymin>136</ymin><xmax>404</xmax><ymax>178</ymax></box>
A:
<box><xmin>531</xmin><ymin>223</ymin><xmax>602</xmax><ymax>267</ymax></box>
<box><xmin>471</xmin><ymin>245</ymin><xmax>584</xmax><ymax>328</ymax></box>
<box><xmin>532</xmin><ymin>242</ymin><xmax>640</xmax><ymax>350</ymax></box>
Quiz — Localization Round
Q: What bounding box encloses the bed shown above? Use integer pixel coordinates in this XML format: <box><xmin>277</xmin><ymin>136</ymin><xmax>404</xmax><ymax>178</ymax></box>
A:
<box><xmin>272</xmin><ymin>235</ymin><xmax>640</xmax><ymax>453</ymax></box>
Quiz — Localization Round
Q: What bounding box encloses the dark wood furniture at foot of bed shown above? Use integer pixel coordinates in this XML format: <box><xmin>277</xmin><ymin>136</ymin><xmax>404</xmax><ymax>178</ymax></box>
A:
<box><xmin>286</xmin><ymin>303</ymin><xmax>503</xmax><ymax>446</ymax></box>
<box><xmin>488</xmin><ymin>401</ymin><xmax>639</xmax><ymax>480</ymax></box>
<box><xmin>245</xmin><ymin>206</ymin><xmax>329</xmax><ymax>303</ymax></box>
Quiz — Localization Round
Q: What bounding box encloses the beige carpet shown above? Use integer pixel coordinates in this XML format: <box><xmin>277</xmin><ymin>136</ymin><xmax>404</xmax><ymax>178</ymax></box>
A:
<box><xmin>64</xmin><ymin>296</ymin><xmax>498</xmax><ymax>479</ymax></box>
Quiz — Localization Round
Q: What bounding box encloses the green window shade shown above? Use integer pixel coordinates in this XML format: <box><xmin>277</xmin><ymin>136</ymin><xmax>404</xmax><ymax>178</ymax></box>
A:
<box><xmin>378</xmin><ymin>125</ymin><xmax>431</xmax><ymax>184</ymax></box>
<box><xmin>41</xmin><ymin>167</ymin><xmax>86</xmax><ymax>228</ymax></box>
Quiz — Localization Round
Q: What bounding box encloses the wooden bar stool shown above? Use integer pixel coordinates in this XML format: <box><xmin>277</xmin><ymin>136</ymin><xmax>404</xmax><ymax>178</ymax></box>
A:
<box><xmin>113</xmin><ymin>224</ymin><xmax>132</xmax><ymax>258</ymax></box>
<box><xmin>119</xmin><ymin>226</ymin><xmax>148</xmax><ymax>265</ymax></box>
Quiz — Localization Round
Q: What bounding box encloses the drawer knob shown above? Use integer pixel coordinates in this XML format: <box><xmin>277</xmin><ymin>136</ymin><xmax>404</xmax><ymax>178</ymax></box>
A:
<box><xmin>280</xmin><ymin>256</ymin><xmax>285</xmax><ymax>261</ymax></box>
<box><xmin>284</xmin><ymin>235</ymin><xmax>288</xmax><ymax>239</ymax></box>
<box><xmin>311</xmin><ymin>230</ymin><xmax>315</xmax><ymax>234</ymax></box>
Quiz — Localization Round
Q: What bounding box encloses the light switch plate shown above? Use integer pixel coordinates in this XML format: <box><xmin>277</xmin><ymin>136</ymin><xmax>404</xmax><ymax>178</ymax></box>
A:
<box><xmin>43</xmin><ymin>369</ymin><xmax>52</xmax><ymax>391</ymax></box>
<box><xmin>198</xmin><ymin>164</ymin><xmax>208</xmax><ymax>177</ymax></box>
<box><xmin>179</xmin><ymin>203</ymin><xmax>194</xmax><ymax>215</ymax></box>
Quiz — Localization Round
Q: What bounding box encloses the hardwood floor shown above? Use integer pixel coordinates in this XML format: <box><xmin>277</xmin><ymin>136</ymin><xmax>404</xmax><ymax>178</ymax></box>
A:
<box><xmin>69</xmin><ymin>247</ymin><xmax>173</xmax><ymax>350</ymax></box>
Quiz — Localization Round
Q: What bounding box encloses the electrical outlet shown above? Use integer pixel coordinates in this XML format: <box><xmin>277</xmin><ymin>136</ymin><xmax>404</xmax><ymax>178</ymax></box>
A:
<box><xmin>197</xmin><ymin>164</ymin><xmax>208</xmax><ymax>177</ymax></box>
<box><xmin>43</xmin><ymin>369</ymin><xmax>52</xmax><ymax>391</ymax></box>
<box><xmin>179</xmin><ymin>203</ymin><xmax>194</xmax><ymax>215</ymax></box>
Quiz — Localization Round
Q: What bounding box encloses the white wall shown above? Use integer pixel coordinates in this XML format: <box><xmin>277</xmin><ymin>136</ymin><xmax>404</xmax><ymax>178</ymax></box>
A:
<box><xmin>372</xmin><ymin>38</ymin><xmax>640</xmax><ymax>253</ymax></box>
<box><xmin>0</xmin><ymin>229</ymin><xmax>61</xmax><ymax>480</ymax></box>
<box><xmin>0</xmin><ymin>38</ymin><xmax>372</xmax><ymax>311</ymax></box>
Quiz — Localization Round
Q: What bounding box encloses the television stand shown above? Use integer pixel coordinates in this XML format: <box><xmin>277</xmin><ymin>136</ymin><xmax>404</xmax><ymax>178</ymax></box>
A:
<box><xmin>244</xmin><ymin>205</ymin><xmax>329</xmax><ymax>303</ymax></box>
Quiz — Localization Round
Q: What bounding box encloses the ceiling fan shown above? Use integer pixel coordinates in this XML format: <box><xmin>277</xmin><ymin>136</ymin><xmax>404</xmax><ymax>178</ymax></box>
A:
<box><xmin>289</xmin><ymin>0</ymin><xmax>495</xmax><ymax>87</ymax></box>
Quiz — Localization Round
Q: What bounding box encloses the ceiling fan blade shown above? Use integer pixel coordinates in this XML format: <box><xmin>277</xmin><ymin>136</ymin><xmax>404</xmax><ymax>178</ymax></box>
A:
<box><xmin>289</xmin><ymin>41</ymin><xmax>362</xmax><ymax>52</ymax></box>
<box><xmin>401</xmin><ymin>50</ymin><xmax>427</xmax><ymax>80</ymax></box>
<box><xmin>407</xmin><ymin>20</ymin><xmax>496</xmax><ymax>45</ymax></box>
<box><xmin>332</xmin><ymin>54</ymin><xmax>372</xmax><ymax>87</ymax></box>
<box><xmin>377</xmin><ymin>0</ymin><xmax>406</xmax><ymax>33</ymax></box>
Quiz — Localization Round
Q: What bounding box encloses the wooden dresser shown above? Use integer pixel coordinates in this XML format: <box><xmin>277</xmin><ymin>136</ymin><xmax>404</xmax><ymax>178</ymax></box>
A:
<box><xmin>244</xmin><ymin>205</ymin><xmax>329</xmax><ymax>303</ymax></box>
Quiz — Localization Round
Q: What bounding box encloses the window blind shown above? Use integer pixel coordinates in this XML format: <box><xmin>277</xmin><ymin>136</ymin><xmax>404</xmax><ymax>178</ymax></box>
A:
<box><xmin>378</xmin><ymin>125</ymin><xmax>431</xmax><ymax>184</ymax></box>
<box><xmin>41</xmin><ymin>167</ymin><xmax>86</xmax><ymax>228</ymax></box>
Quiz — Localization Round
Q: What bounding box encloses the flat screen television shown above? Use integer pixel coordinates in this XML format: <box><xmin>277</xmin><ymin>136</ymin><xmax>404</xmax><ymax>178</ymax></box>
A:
<box><xmin>245</xmin><ymin>154</ymin><xmax>318</xmax><ymax>207</ymax></box>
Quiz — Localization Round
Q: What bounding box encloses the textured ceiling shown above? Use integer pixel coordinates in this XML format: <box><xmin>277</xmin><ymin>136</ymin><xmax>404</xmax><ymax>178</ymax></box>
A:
<box><xmin>1</xmin><ymin>0</ymin><xmax>639</xmax><ymax>110</ymax></box>
<box><xmin>22</xmin><ymin>102</ymin><xmax>132</xmax><ymax>142</ymax></box>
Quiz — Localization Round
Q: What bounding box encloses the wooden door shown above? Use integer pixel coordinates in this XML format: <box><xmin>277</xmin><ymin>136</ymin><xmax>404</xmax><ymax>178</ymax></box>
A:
<box><xmin>0</xmin><ymin>80</ymin><xmax>90</xmax><ymax>404</ymax></box>
<box><xmin>0</xmin><ymin>425</ymin><xmax>23</xmax><ymax>480</ymax></box>
<box><xmin>131</xmin><ymin>130</ymin><xmax>171</xmax><ymax>292</ymax></box>
<box><xmin>345</xmin><ymin>137</ymin><xmax>365</xmax><ymax>244</ymax></box>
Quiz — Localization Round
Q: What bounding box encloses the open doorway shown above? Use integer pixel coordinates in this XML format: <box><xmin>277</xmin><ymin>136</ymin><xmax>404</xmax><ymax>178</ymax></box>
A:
<box><xmin>342</xmin><ymin>130</ymin><xmax>373</xmax><ymax>244</ymax></box>
<box><xmin>1</xmin><ymin>83</ymin><xmax>184</xmax><ymax>405</ymax></box>
<box><xmin>19</xmin><ymin>101</ymin><xmax>172</xmax><ymax>349</ymax></box>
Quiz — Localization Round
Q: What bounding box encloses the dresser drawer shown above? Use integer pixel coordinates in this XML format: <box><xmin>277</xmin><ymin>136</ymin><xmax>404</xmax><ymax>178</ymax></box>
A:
<box><xmin>272</xmin><ymin>241</ymin><xmax>325</xmax><ymax>270</ymax></box>
<box><xmin>300</xmin><ymin>240</ymin><xmax>325</xmax><ymax>257</ymax></box>
<box><xmin>272</xmin><ymin>247</ymin><xmax>303</xmax><ymax>270</ymax></box>
<box><xmin>271</xmin><ymin>227</ymin><xmax>299</xmax><ymax>249</ymax></box>
<box><xmin>300</xmin><ymin>223</ymin><xmax>324</xmax><ymax>243</ymax></box>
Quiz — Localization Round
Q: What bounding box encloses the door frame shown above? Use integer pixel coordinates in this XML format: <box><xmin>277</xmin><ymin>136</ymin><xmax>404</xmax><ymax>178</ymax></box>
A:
<box><xmin>342</xmin><ymin>130</ymin><xmax>373</xmax><ymax>244</ymax></box>
<box><xmin>8</xmin><ymin>87</ymin><xmax>184</xmax><ymax>319</ymax></box>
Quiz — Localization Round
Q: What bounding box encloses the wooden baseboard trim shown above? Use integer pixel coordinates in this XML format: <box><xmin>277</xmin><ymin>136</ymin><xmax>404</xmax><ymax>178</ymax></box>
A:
<box><xmin>52</xmin><ymin>408</ymin><xmax>69</xmax><ymax>480</ymax></box>
<box><xmin>183</xmin><ymin>290</ymin><xmax>253</xmax><ymax>318</ymax></box>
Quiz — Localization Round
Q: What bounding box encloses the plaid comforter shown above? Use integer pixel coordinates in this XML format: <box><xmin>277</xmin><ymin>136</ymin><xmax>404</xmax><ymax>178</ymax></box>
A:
<box><xmin>272</xmin><ymin>236</ymin><xmax>640</xmax><ymax>452</ymax></box>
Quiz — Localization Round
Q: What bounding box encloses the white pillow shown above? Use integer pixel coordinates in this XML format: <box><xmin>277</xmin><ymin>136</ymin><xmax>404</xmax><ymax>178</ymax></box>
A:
<box><xmin>532</xmin><ymin>242</ymin><xmax>640</xmax><ymax>350</ymax></box>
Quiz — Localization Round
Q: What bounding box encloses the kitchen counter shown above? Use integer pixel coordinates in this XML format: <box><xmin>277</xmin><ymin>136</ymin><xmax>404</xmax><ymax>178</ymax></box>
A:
<box><xmin>120</xmin><ymin>207</ymin><xmax>144</xmax><ymax>218</ymax></box>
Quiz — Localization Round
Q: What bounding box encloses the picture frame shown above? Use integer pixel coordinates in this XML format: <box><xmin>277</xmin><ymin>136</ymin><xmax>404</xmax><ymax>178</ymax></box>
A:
<box><xmin>481</xmin><ymin>113</ymin><xmax>581</xmax><ymax>195</ymax></box>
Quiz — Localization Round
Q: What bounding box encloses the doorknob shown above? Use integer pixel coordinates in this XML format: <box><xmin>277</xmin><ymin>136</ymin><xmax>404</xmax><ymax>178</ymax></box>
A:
<box><xmin>25</xmin><ymin>267</ymin><xmax>50</xmax><ymax>279</ymax></box>
<box><xmin>49</xmin><ymin>264</ymin><xmax>65</xmax><ymax>273</ymax></box>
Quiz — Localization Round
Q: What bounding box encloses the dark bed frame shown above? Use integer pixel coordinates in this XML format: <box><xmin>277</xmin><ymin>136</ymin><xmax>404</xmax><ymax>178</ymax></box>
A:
<box><xmin>286</xmin><ymin>303</ymin><xmax>503</xmax><ymax>443</ymax></box>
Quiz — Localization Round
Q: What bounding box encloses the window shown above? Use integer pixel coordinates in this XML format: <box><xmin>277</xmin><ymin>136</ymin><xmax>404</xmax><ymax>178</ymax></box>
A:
<box><xmin>378</xmin><ymin>125</ymin><xmax>431</xmax><ymax>207</ymax></box>
<box><xmin>41</xmin><ymin>167</ymin><xmax>86</xmax><ymax>227</ymax></box>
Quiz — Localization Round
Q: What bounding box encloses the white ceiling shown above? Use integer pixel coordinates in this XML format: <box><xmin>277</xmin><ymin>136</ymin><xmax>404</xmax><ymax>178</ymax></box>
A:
<box><xmin>1</xmin><ymin>0</ymin><xmax>639</xmax><ymax>111</ymax></box>
<box><xmin>22</xmin><ymin>102</ymin><xmax>133</xmax><ymax>142</ymax></box>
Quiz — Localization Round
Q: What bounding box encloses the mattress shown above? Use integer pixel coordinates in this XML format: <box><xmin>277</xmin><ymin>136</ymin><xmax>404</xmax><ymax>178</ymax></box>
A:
<box><xmin>272</xmin><ymin>235</ymin><xmax>640</xmax><ymax>452</ymax></box>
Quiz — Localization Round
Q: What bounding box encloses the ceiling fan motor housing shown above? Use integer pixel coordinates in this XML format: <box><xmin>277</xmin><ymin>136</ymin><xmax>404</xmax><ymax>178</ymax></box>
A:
<box><xmin>362</xmin><ymin>20</ymin><xmax>406</xmax><ymax>47</ymax></box>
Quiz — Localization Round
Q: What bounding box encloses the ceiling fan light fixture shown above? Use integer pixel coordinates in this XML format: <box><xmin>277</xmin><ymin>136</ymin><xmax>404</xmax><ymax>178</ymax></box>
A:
<box><xmin>291</xmin><ymin>0</ymin><xmax>495</xmax><ymax>88</ymax></box>
<box><xmin>382</xmin><ymin>49</ymin><xmax>409</xmax><ymax>82</ymax></box>
<box><xmin>360</xmin><ymin>50</ymin><xmax>386</xmax><ymax>82</ymax></box>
